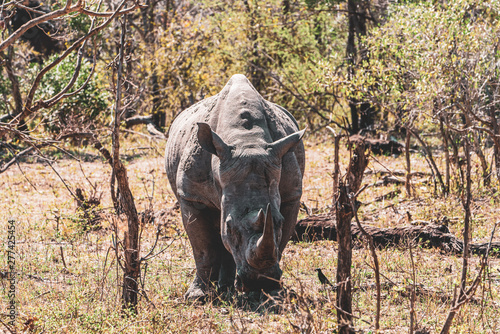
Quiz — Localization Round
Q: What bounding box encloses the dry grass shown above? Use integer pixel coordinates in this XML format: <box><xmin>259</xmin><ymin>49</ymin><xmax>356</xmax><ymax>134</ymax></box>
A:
<box><xmin>0</xmin><ymin>132</ymin><xmax>499</xmax><ymax>333</ymax></box>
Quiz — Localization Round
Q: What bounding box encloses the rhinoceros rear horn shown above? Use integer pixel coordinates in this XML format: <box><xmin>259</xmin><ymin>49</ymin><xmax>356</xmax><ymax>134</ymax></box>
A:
<box><xmin>197</xmin><ymin>123</ymin><xmax>232</xmax><ymax>159</ymax></box>
<box><xmin>269</xmin><ymin>128</ymin><xmax>306</xmax><ymax>159</ymax></box>
<box><xmin>247</xmin><ymin>204</ymin><xmax>277</xmax><ymax>269</ymax></box>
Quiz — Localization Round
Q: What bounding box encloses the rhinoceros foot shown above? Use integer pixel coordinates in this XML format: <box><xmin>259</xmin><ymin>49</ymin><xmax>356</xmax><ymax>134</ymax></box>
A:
<box><xmin>184</xmin><ymin>283</ymin><xmax>208</xmax><ymax>302</ymax></box>
<box><xmin>185</xmin><ymin>282</ymin><xmax>236</xmax><ymax>303</ymax></box>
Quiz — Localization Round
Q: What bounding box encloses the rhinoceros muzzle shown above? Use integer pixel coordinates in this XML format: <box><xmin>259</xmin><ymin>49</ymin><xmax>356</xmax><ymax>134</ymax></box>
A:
<box><xmin>235</xmin><ymin>269</ymin><xmax>282</xmax><ymax>292</ymax></box>
<box><xmin>245</xmin><ymin>204</ymin><xmax>278</xmax><ymax>270</ymax></box>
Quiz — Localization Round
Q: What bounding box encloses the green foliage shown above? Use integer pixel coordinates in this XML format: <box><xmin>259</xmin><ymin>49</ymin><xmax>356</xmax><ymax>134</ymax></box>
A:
<box><xmin>0</xmin><ymin>70</ymin><xmax>12</xmax><ymax>114</ymax></box>
<box><xmin>305</xmin><ymin>0</ymin><xmax>343</xmax><ymax>9</ymax></box>
<box><xmin>69</xmin><ymin>14</ymin><xmax>92</xmax><ymax>34</ymax></box>
<box><xmin>34</xmin><ymin>54</ymin><xmax>110</xmax><ymax>133</ymax></box>
<box><xmin>135</xmin><ymin>0</ymin><xmax>345</xmax><ymax>127</ymax></box>
<box><xmin>323</xmin><ymin>0</ymin><xmax>500</xmax><ymax>131</ymax></box>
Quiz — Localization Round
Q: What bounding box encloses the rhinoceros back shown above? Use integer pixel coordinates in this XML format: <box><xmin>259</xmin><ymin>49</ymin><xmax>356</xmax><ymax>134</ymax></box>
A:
<box><xmin>165</xmin><ymin>74</ymin><xmax>304</xmax><ymax>210</ymax></box>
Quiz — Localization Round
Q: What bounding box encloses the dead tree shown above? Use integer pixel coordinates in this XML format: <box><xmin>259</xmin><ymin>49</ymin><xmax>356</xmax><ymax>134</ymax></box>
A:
<box><xmin>111</xmin><ymin>16</ymin><xmax>140</xmax><ymax>312</ymax></box>
<box><xmin>335</xmin><ymin>139</ymin><xmax>369</xmax><ymax>334</ymax></box>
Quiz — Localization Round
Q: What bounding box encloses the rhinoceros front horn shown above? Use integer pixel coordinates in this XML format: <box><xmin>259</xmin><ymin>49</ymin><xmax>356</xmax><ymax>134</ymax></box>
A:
<box><xmin>246</xmin><ymin>204</ymin><xmax>277</xmax><ymax>270</ymax></box>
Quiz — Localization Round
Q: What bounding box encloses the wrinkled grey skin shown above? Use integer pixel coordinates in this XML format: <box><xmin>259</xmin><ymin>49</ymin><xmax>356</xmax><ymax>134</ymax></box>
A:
<box><xmin>165</xmin><ymin>74</ymin><xmax>305</xmax><ymax>300</ymax></box>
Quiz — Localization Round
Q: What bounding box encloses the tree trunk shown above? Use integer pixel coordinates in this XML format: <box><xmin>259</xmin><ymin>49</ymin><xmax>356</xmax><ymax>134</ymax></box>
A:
<box><xmin>346</xmin><ymin>0</ymin><xmax>358</xmax><ymax>134</ymax></box>
<box><xmin>336</xmin><ymin>142</ymin><xmax>369</xmax><ymax>334</ymax></box>
<box><xmin>113</xmin><ymin>16</ymin><xmax>141</xmax><ymax>313</ymax></box>
<box><xmin>116</xmin><ymin>162</ymin><xmax>141</xmax><ymax>311</ymax></box>
<box><xmin>346</xmin><ymin>0</ymin><xmax>372</xmax><ymax>134</ymax></box>
<box><xmin>332</xmin><ymin>132</ymin><xmax>341</xmax><ymax>207</ymax></box>
<box><xmin>142</xmin><ymin>0</ymin><xmax>166</xmax><ymax>129</ymax></box>
<box><xmin>282</xmin><ymin>0</ymin><xmax>290</xmax><ymax>15</ymax></box>
<box><xmin>243</xmin><ymin>0</ymin><xmax>266</xmax><ymax>93</ymax></box>
<box><xmin>4</xmin><ymin>46</ymin><xmax>22</xmax><ymax>117</ymax></box>
<box><xmin>336</xmin><ymin>183</ymin><xmax>355</xmax><ymax>333</ymax></box>
<box><xmin>151</xmin><ymin>73</ymin><xmax>166</xmax><ymax>128</ymax></box>
<box><xmin>463</xmin><ymin>111</ymin><xmax>490</xmax><ymax>187</ymax></box>
<box><xmin>471</xmin><ymin>131</ymin><xmax>490</xmax><ymax>187</ymax></box>
<box><xmin>439</xmin><ymin>136</ymin><xmax>472</xmax><ymax>334</ymax></box>
<box><xmin>349</xmin><ymin>103</ymin><xmax>359</xmax><ymax>134</ymax></box>
<box><xmin>359</xmin><ymin>101</ymin><xmax>375</xmax><ymax>131</ymax></box>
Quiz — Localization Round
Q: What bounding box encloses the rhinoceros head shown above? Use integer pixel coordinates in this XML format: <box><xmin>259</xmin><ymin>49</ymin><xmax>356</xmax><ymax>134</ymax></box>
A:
<box><xmin>197</xmin><ymin>122</ymin><xmax>304</xmax><ymax>292</ymax></box>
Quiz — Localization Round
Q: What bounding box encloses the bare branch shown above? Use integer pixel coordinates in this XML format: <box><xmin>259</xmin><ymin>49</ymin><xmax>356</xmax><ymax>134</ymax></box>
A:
<box><xmin>0</xmin><ymin>146</ymin><xmax>35</xmax><ymax>173</ymax></box>
<box><xmin>9</xmin><ymin>2</ymin><xmax>47</xmax><ymax>15</ymax></box>
<box><xmin>79</xmin><ymin>3</ymin><xmax>147</xmax><ymax>17</ymax></box>
<box><xmin>0</xmin><ymin>1</ymin><xmax>147</xmax><ymax>52</ymax></box>
<box><xmin>0</xmin><ymin>0</ymin><xmax>75</xmax><ymax>53</ymax></box>
<box><xmin>0</xmin><ymin>0</ymin><xmax>144</xmax><ymax>136</ymax></box>
<box><xmin>440</xmin><ymin>222</ymin><xmax>498</xmax><ymax>334</ymax></box>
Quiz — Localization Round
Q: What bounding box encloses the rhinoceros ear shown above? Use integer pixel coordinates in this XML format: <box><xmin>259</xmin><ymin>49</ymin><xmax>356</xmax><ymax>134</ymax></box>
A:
<box><xmin>269</xmin><ymin>128</ymin><xmax>306</xmax><ymax>159</ymax></box>
<box><xmin>197</xmin><ymin>123</ymin><xmax>231</xmax><ymax>158</ymax></box>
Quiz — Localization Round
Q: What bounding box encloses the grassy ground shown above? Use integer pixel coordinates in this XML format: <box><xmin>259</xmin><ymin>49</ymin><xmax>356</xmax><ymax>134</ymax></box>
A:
<box><xmin>0</xmin><ymin>132</ymin><xmax>499</xmax><ymax>333</ymax></box>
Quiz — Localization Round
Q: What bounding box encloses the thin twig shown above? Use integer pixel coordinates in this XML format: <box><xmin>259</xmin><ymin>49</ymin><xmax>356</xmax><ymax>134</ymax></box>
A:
<box><xmin>0</xmin><ymin>318</ymin><xmax>15</xmax><ymax>334</ymax></box>
<box><xmin>34</xmin><ymin>150</ymin><xmax>77</xmax><ymax>199</ymax></box>
<box><xmin>0</xmin><ymin>146</ymin><xmax>34</xmax><ymax>173</ymax></box>
<box><xmin>409</xmin><ymin>237</ymin><xmax>417</xmax><ymax>334</ymax></box>
<box><xmin>141</xmin><ymin>233</ymin><xmax>181</xmax><ymax>261</ymax></box>
<box><xmin>4</xmin><ymin>144</ymin><xmax>39</xmax><ymax>191</ymax></box>
<box><xmin>59</xmin><ymin>246</ymin><xmax>68</xmax><ymax>271</ymax></box>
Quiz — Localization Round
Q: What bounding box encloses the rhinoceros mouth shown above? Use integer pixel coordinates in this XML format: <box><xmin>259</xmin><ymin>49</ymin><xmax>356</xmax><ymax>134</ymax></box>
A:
<box><xmin>235</xmin><ymin>272</ymin><xmax>282</xmax><ymax>292</ymax></box>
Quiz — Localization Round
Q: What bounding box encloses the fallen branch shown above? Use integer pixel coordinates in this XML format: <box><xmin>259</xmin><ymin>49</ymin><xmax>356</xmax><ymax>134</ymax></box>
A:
<box><xmin>349</xmin><ymin>134</ymin><xmax>404</xmax><ymax>156</ymax></box>
<box><xmin>365</xmin><ymin>169</ymin><xmax>430</xmax><ymax>178</ymax></box>
<box><xmin>293</xmin><ymin>215</ymin><xmax>500</xmax><ymax>257</ymax></box>
<box><xmin>124</xmin><ymin>115</ymin><xmax>154</xmax><ymax>127</ymax></box>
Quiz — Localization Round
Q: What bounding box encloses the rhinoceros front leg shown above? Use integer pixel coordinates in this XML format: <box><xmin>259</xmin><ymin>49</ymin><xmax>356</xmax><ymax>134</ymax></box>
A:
<box><xmin>218</xmin><ymin>248</ymin><xmax>236</xmax><ymax>293</ymax></box>
<box><xmin>180</xmin><ymin>199</ymin><xmax>226</xmax><ymax>301</ymax></box>
<box><xmin>279</xmin><ymin>200</ymin><xmax>301</xmax><ymax>253</ymax></box>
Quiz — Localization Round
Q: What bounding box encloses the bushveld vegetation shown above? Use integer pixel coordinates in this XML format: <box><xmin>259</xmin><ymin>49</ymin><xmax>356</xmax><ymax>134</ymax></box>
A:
<box><xmin>1</xmin><ymin>0</ymin><xmax>499</xmax><ymax>333</ymax></box>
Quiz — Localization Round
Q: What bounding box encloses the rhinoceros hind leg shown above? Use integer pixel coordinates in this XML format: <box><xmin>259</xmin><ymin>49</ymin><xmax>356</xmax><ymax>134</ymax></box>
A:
<box><xmin>180</xmin><ymin>199</ymin><xmax>224</xmax><ymax>301</ymax></box>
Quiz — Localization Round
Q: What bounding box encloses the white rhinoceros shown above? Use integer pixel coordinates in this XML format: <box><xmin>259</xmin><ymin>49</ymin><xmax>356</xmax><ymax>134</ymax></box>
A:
<box><xmin>165</xmin><ymin>74</ymin><xmax>305</xmax><ymax>300</ymax></box>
